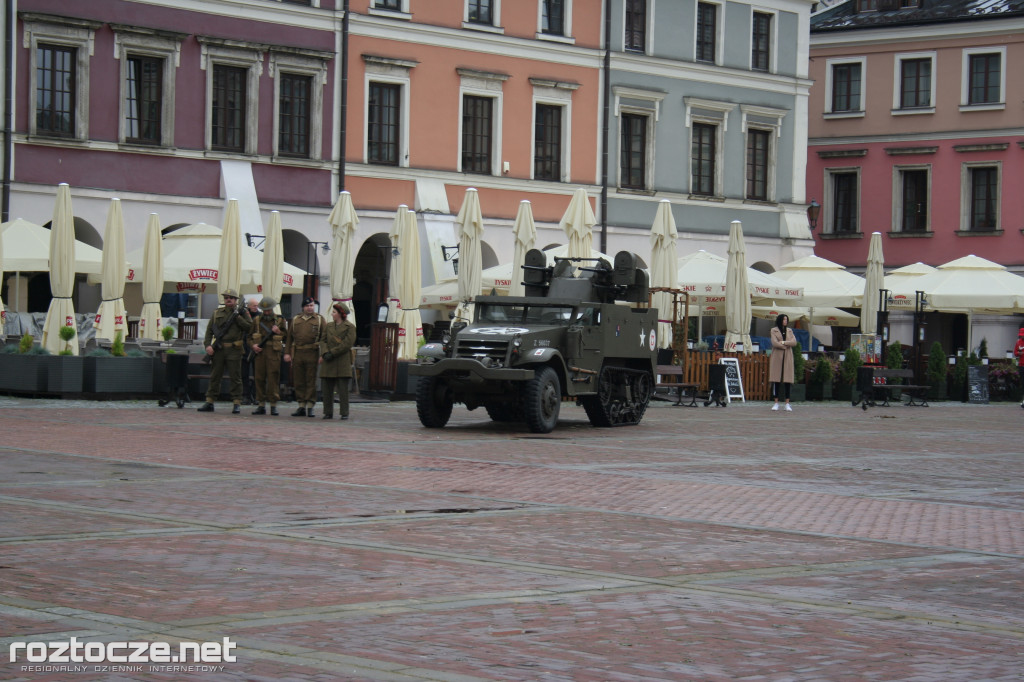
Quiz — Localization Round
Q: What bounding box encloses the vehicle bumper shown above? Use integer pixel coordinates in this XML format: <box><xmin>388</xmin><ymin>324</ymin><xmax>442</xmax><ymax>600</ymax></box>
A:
<box><xmin>408</xmin><ymin>359</ymin><xmax>535</xmax><ymax>381</ymax></box>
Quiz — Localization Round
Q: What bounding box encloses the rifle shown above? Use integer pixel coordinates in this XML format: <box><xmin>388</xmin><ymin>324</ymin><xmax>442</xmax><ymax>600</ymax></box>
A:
<box><xmin>203</xmin><ymin>301</ymin><xmax>248</xmax><ymax>364</ymax></box>
<box><xmin>246</xmin><ymin>315</ymin><xmax>278</xmax><ymax>362</ymax></box>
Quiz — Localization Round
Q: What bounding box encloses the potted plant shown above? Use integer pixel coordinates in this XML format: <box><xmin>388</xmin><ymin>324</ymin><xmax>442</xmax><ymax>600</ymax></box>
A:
<box><xmin>926</xmin><ymin>341</ymin><xmax>947</xmax><ymax>401</ymax></box>
<box><xmin>806</xmin><ymin>354</ymin><xmax>834</xmax><ymax>401</ymax></box>
<box><xmin>161</xmin><ymin>325</ymin><xmax>175</xmax><ymax>344</ymax></box>
<box><xmin>46</xmin><ymin>326</ymin><xmax>83</xmax><ymax>393</ymax></box>
<box><xmin>834</xmin><ymin>347</ymin><xmax>861</xmax><ymax>403</ymax></box>
<box><xmin>58</xmin><ymin>324</ymin><xmax>76</xmax><ymax>355</ymax></box>
<box><xmin>789</xmin><ymin>341</ymin><xmax>806</xmax><ymax>402</ymax></box>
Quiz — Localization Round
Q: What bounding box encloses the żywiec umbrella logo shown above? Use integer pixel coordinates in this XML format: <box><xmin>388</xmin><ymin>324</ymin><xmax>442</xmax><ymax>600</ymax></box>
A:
<box><xmin>283</xmin><ymin>274</ymin><xmax>293</xmax><ymax>286</ymax></box>
<box><xmin>127</xmin><ymin>269</ymin><xmax>136</xmax><ymax>281</ymax></box>
<box><xmin>189</xmin><ymin>268</ymin><xmax>218</xmax><ymax>281</ymax></box>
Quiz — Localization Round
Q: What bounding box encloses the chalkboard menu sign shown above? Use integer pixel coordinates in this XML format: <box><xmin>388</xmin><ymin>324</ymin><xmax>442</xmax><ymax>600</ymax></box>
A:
<box><xmin>719</xmin><ymin>358</ymin><xmax>744</xmax><ymax>403</ymax></box>
<box><xmin>967</xmin><ymin>364</ymin><xmax>989</xmax><ymax>404</ymax></box>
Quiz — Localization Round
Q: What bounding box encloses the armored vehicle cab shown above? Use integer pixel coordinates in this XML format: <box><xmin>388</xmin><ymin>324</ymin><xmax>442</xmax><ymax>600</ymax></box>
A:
<box><xmin>410</xmin><ymin>249</ymin><xmax>658</xmax><ymax>433</ymax></box>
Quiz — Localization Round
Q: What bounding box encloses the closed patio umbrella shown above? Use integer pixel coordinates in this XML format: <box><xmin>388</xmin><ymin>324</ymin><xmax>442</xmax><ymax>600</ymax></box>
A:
<box><xmin>860</xmin><ymin>232</ymin><xmax>884</xmax><ymax>334</ymax></box>
<box><xmin>0</xmin><ymin>217</ymin><xmax>4</xmax><ymax>334</ymax></box>
<box><xmin>723</xmin><ymin>221</ymin><xmax>751</xmax><ymax>354</ymax></box>
<box><xmin>455</xmin><ymin>188</ymin><xmax>484</xmax><ymax>322</ymax></box>
<box><xmin>560</xmin><ymin>188</ymin><xmax>595</xmax><ymax>267</ymax></box>
<box><xmin>219</xmin><ymin>199</ymin><xmax>243</xmax><ymax>296</ymax></box>
<box><xmin>649</xmin><ymin>200</ymin><xmax>678</xmax><ymax>350</ymax></box>
<box><xmin>395</xmin><ymin>207</ymin><xmax>422</xmax><ymax>360</ymax></box>
<box><xmin>262</xmin><ymin>211</ymin><xmax>285</xmax><ymax>313</ymax></box>
<box><xmin>327</xmin><ymin>191</ymin><xmax>358</xmax><ymax>325</ymax></box>
<box><xmin>509</xmin><ymin>200</ymin><xmax>536</xmax><ymax>298</ymax></box>
<box><xmin>93</xmin><ymin>199</ymin><xmax>128</xmax><ymax>342</ymax></box>
<box><xmin>41</xmin><ymin>184</ymin><xmax>78</xmax><ymax>355</ymax></box>
<box><xmin>387</xmin><ymin>207</ymin><xmax>406</xmax><ymax>323</ymax></box>
<box><xmin>138</xmin><ymin>214</ymin><xmax>164</xmax><ymax>340</ymax></box>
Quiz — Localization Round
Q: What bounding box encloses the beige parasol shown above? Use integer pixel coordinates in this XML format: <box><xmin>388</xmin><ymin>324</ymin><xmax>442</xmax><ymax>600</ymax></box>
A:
<box><xmin>860</xmin><ymin>232</ymin><xmax>885</xmax><ymax>334</ymax></box>
<box><xmin>560</xmin><ymin>188</ymin><xmax>595</xmax><ymax>267</ymax></box>
<box><xmin>0</xmin><ymin>216</ymin><xmax>4</xmax><ymax>334</ymax></box>
<box><xmin>649</xmin><ymin>200</ymin><xmax>679</xmax><ymax>350</ymax></box>
<box><xmin>262</xmin><ymin>211</ymin><xmax>285</xmax><ymax>314</ymax></box>
<box><xmin>41</xmin><ymin>184</ymin><xmax>78</xmax><ymax>355</ymax></box>
<box><xmin>93</xmin><ymin>199</ymin><xmax>129</xmax><ymax>342</ymax></box>
<box><xmin>508</xmin><ymin>201</ymin><xmax>536</xmax><ymax>298</ymax></box>
<box><xmin>327</xmin><ymin>191</ymin><xmax>359</xmax><ymax>325</ymax></box>
<box><xmin>455</xmin><ymin>188</ymin><xmax>484</xmax><ymax>322</ymax></box>
<box><xmin>138</xmin><ymin>214</ymin><xmax>164</xmax><ymax>340</ymax></box>
<box><xmin>387</xmin><ymin>207</ymin><xmax>406</xmax><ymax>323</ymax></box>
<box><xmin>396</xmin><ymin>207</ymin><xmax>422</xmax><ymax>360</ymax></box>
<box><xmin>882</xmin><ymin>262</ymin><xmax>936</xmax><ymax>310</ymax></box>
<box><xmin>219</xmin><ymin>199</ymin><xmax>243</xmax><ymax>297</ymax></box>
<box><xmin>723</xmin><ymin>221</ymin><xmax>752</xmax><ymax>354</ymax></box>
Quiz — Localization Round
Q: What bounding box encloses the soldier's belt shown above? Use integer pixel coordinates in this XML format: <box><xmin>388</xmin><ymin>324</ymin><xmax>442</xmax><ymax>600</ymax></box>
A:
<box><xmin>294</xmin><ymin>343</ymin><xmax>319</xmax><ymax>351</ymax></box>
<box><xmin>219</xmin><ymin>340</ymin><xmax>244</xmax><ymax>348</ymax></box>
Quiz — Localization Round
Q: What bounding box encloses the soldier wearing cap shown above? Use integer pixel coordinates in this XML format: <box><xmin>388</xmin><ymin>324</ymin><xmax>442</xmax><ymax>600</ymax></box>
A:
<box><xmin>249</xmin><ymin>297</ymin><xmax>288</xmax><ymax>415</ymax></box>
<box><xmin>285</xmin><ymin>296</ymin><xmax>325</xmax><ymax>417</ymax></box>
<box><xmin>197</xmin><ymin>288</ymin><xmax>253</xmax><ymax>413</ymax></box>
<box><xmin>319</xmin><ymin>302</ymin><xmax>357</xmax><ymax>420</ymax></box>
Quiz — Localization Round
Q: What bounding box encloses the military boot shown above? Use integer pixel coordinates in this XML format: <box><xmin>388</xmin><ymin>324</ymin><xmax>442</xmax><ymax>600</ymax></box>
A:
<box><xmin>252</xmin><ymin>405</ymin><xmax>267</xmax><ymax>415</ymax></box>
<box><xmin>197</xmin><ymin>402</ymin><xmax>214</xmax><ymax>413</ymax></box>
<box><xmin>291</xmin><ymin>407</ymin><xmax>307</xmax><ymax>417</ymax></box>
<box><xmin>270</xmin><ymin>406</ymin><xmax>279</xmax><ymax>416</ymax></box>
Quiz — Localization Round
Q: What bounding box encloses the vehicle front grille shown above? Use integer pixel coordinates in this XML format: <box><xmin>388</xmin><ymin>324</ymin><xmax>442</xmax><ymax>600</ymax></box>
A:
<box><xmin>455</xmin><ymin>338</ymin><xmax>509</xmax><ymax>363</ymax></box>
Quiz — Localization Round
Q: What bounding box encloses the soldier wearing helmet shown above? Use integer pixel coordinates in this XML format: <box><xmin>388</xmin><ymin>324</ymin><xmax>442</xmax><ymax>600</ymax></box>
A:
<box><xmin>197</xmin><ymin>288</ymin><xmax>253</xmax><ymax>413</ymax></box>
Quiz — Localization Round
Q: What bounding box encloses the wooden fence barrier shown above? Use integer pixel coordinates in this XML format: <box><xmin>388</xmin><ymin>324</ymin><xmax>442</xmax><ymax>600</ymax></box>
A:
<box><xmin>679</xmin><ymin>351</ymin><xmax>770</xmax><ymax>401</ymax></box>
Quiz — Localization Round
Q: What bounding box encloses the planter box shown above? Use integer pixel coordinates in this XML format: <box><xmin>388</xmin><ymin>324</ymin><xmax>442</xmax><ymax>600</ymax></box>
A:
<box><xmin>806</xmin><ymin>382</ymin><xmax>832</xmax><ymax>401</ymax></box>
<box><xmin>44</xmin><ymin>356</ymin><xmax>84</xmax><ymax>393</ymax></box>
<box><xmin>0</xmin><ymin>354</ymin><xmax>48</xmax><ymax>393</ymax></box>
<box><xmin>83</xmin><ymin>356</ymin><xmax>155</xmax><ymax>394</ymax></box>
<box><xmin>833</xmin><ymin>384</ymin><xmax>854</xmax><ymax>403</ymax></box>
<box><xmin>789</xmin><ymin>383</ymin><xmax>806</xmax><ymax>403</ymax></box>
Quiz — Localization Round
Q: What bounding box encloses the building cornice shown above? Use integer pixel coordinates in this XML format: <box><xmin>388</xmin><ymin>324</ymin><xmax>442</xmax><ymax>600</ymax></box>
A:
<box><xmin>809</xmin><ymin>128</ymin><xmax>1024</xmax><ymax>146</ymax></box>
<box><xmin>811</xmin><ymin>15</ymin><xmax>1024</xmax><ymax>48</ymax></box>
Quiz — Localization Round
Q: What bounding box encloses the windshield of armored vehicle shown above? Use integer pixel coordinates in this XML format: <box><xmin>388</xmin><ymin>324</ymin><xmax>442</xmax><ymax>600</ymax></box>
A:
<box><xmin>477</xmin><ymin>303</ymin><xmax>575</xmax><ymax>325</ymax></box>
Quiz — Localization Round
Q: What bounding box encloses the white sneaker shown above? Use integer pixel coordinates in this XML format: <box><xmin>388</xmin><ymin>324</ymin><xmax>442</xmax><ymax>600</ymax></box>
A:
<box><xmin>771</xmin><ymin>403</ymin><xmax>779</xmax><ymax>411</ymax></box>
<box><xmin>784</xmin><ymin>404</ymin><xmax>793</xmax><ymax>412</ymax></box>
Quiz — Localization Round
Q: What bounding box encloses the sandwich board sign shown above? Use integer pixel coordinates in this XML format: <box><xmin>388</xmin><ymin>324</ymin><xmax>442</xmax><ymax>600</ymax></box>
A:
<box><xmin>719</xmin><ymin>357</ymin><xmax>744</xmax><ymax>403</ymax></box>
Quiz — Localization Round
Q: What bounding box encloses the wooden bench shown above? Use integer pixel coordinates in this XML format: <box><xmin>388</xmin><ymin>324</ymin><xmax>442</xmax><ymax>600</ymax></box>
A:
<box><xmin>857</xmin><ymin>367</ymin><xmax>930</xmax><ymax>409</ymax></box>
<box><xmin>654</xmin><ymin>365</ymin><xmax>700</xmax><ymax>407</ymax></box>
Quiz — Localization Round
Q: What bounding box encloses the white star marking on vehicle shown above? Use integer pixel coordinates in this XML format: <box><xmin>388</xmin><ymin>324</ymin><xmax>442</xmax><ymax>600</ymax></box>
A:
<box><xmin>639</xmin><ymin>327</ymin><xmax>645</xmax><ymax>345</ymax></box>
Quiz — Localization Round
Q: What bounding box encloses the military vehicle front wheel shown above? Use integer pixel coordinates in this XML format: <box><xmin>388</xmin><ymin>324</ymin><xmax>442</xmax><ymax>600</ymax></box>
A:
<box><xmin>416</xmin><ymin>377</ymin><xmax>453</xmax><ymax>428</ymax></box>
<box><xmin>523</xmin><ymin>366</ymin><xmax>560</xmax><ymax>434</ymax></box>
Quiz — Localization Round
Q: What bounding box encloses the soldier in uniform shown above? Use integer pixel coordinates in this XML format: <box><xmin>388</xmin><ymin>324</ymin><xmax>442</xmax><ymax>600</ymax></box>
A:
<box><xmin>319</xmin><ymin>302</ymin><xmax>357</xmax><ymax>420</ymax></box>
<box><xmin>249</xmin><ymin>297</ymin><xmax>288</xmax><ymax>415</ymax></box>
<box><xmin>197</xmin><ymin>289</ymin><xmax>253</xmax><ymax>414</ymax></box>
<box><xmin>240</xmin><ymin>297</ymin><xmax>261</xmax><ymax>405</ymax></box>
<box><xmin>285</xmin><ymin>296</ymin><xmax>325</xmax><ymax>417</ymax></box>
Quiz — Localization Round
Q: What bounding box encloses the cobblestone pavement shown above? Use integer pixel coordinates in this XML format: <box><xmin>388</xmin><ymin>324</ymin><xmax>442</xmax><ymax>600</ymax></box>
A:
<box><xmin>0</xmin><ymin>396</ymin><xmax>1021</xmax><ymax>681</ymax></box>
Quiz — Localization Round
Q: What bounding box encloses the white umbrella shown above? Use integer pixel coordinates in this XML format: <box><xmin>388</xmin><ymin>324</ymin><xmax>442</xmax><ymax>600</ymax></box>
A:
<box><xmin>262</xmin><ymin>211</ymin><xmax>285</xmax><ymax>313</ymax></box>
<box><xmin>0</xmin><ymin>217</ymin><xmax>4</xmax><ymax>335</ymax></box>
<box><xmin>455</xmin><ymin>188</ymin><xmax>484</xmax><ymax>322</ymax></box>
<box><xmin>138</xmin><ymin>214</ymin><xmax>164</xmax><ymax>340</ymax></box>
<box><xmin>752</xmin><ymin>305</ymin><xmax>859</xmax><ymax>327</ymax></box>
<box><xmin>93</xmin><ymin>198</ymin><xmax>128</xmax><ymax>342</ymax></box>
<box><xmin>327</xmin><ymin>191</ymin><xmax>358</xmax><ymax>325</ymax></box>
<box><xmin>676</xmin><ymin>250</ymin><xmax>803</xmax><ymax>304</ymax></box>
<box><xmin>723</xmin><ymin>220</ymin><xmax>751</xmax><ymax>354</ymax></box>
<box><xmin>508</xmin><ymin>200</ymin><xmax>536</xmax><ymax>298</ymax></box>
<box><xmin>649</xmin><ymin>200</ymin><xmax>678</xmax><ymax>350</ymax></box>
<box><xmin>860</xmin><ymin>232</ymin><xmax>885</xmax><ymax>334</ymax></box>
<box><xmin>883</xmin><ymin>262</ymin><xmax>936</xmax><ymax>310</ymax></box>
<box><xmin>219</xmin><ymin>199</ymin><xmax>243</xmax><ymax>296</ymax></box>
<box><xmin>772</xmin><ymin>255</ymin><xmax>865</xmax><ymax>308</ymax></box>
<box><xmin>41</xmin><ymin>184</ymin><xmax>78</xmax><ymax>355</ymax></box>
<box><xmin>396</xmin><ymin>207</ymin><xmax>422</xmax><ymax>360</ymax></box>
<box><xmin>560</xmin><ymin>187</ymin><xmax>595</xmax><ymax>266</ymax></box>
<box><xmin>387</xmin><ymin>207</ymin><xmax>407</xmax><ymax>323</ymax></box>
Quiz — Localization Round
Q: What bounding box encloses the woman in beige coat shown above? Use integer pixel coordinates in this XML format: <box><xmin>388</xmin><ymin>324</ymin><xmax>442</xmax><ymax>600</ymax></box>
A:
<box><xmin>319</xmin><ymin>303</ymin><xmax>357</xmax><ymax>420</ymax></box>
<box><xmin>768</xmin><ymin>314</ymin><xmax>798</xmax><ymax>411</ymax></box>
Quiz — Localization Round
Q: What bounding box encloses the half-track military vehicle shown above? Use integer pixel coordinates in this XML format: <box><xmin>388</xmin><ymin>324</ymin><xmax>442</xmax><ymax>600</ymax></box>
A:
<box><xmin>410</xmin><ymin>248</ymin><xmax>659</xmax><ymax>433</ymax></box>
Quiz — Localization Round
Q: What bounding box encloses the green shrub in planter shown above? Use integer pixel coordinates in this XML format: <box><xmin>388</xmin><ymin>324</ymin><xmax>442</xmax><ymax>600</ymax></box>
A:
<box><xmin>807</xmin><ymin>355</ymin><xmax>834</xmax><ymax>400</ymax></box>
<box><xmin>926</xmin><ymin>341</ymin><xmax>947</xmax><ymax>401</ymax></box>
<box><xmin>792</xmin><ymin>341</ymin><xmax>805</xmax><ymax>383</ymax></box>
<box><xmin>839</xmin><ymin>348</ymin><xmax>860</xmax><ymax>385</ymax></box>
<box><xmin>111</xmin><ymin>331</ymin><xmax>125</xmax><ymax>357</ymax></box>
<box><xmin>26</xmin><ymin>345</ymin><xmax>51</xmax><ymax>355</ymax></box>
<box><xmin>19</xmin><ymin>333</ymin><xmax>34</xmax><ymax>354</ymax></box>
<box><xmin>162</xmin><ymin>325</ymin><xmax>175</xmax><ymax>342</ymax></box>
<box><xmin>87</xmin><ymin>348</ymin><xmax>113</xmax><ymax>357</ymax></box>
<box><xmin>58</xmin><ymin>325</ymin><xmax>76</xmax><ymax>354</ymax></box>
<box><xmin>886</xmin><ymin>340</ymin><xmax>904</xmax><ymax>384</ymax></box>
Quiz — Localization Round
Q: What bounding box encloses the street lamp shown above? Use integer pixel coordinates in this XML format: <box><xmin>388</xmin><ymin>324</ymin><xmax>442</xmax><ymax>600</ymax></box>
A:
<box><xmin>806</xmin><ymin>199</ymin><xmax>821</xmax><ymax>232</ymax></box>
<box><xmin>245</xmin><ymin>232</ymin><xmax>265</xmax><ymax>250</ymax></box>
<box><xmin>877</xmin><ymin>287</ymin><xmax>890</xmax><ymax>361</ymax></box>
<box><xmin>305</xmin><ymin>241</ymin><xmax>331</xmax><ymax>300</ymax></box>
<box><xmin>441</xmin><ymin>244</ymin><xmax>460</xmax><ymax>275</ymax></box>
<box><xmin>913</xmin><ymin>290</ymin><xmax>928</xmax><ymax>382</ymax></box>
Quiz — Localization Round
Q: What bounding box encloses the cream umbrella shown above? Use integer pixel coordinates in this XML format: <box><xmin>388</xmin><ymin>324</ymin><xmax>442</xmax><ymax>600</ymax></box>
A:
<box><xmin>386</xmin><ymin>207</ymin><xmax>407</xmax><ymax>323</ymax></box>
<box><xmin>860</xmin><ymin>232</ymin><xmax>885</xmax><ymax>334</ymax></box>
<box><xmin>0</xmin><ymin>216</ymin><xmax>5</xmax><ymax>334</ymax></box>
<box><xmin>138</xmin><ymin>214</ymin><xmax>164</xmax><ymax>340</ymax></box>
<box><xmin>262</xmin><ymin>211</ymin><xmax>285</xmax><ymax>314</ymax></box>
<box><xmin>396</xmin><ymin>207</ymin><xmax>422</xmax><ymax>360</ymax></box>
<box><xmin>649</xmin><ymin>200</ymin><xmax>678</xmax><ymax>350</ymax></box>
<box><xmin>723</xmin><ymin>221</ymin><xmax>752</xmax><ymax>354</ymax></box>
<box><xmin>327</xmin><ymin>191</ymin><xmax>358</xmax><ymax>325</ymax></box>
<box><xmin>93</xmin><ymin>199</ymin><xmax>129</xmax><ymax>342</ymax></box>
<box><xmin>882</xmin><ymin>262</ymin><xmax>936</xmax><ymax>310</ymax></box>
<box><xmin>752</xmin><ymin>305</ymin><xmax>859</xmax><ymax>327</ymax></box>
<box><xmin>41</xmin><ymin>184</ymin><xmax>78</xmax><ymax>355</ymax></box>
<box><xmin>508</xmin><ymin>200</ymin><xmax>536</xmax><ymax>298</ymax></box>
<box><xmin>454</xmin><ymin>188</ymin><xmax>484</xmax><ymax>322</ymax></box>
<box><xmin>219</xmin><ymin>199</ymin><xmax>243</xmax><ymax>296</ymax></box>
<box><xmin>560</xmin><ymin>188</ymin><xmax>595</xmax><ymax>268</ymax></box>
<box><xmin>772</xmin><ymin>254</ymin><xmax>865</xmax><ymax>350</ymax></box>
<box><xmin>676</xmin><ymin>251</ymin><xmax>803</xmax><ymax>304</ymax></box>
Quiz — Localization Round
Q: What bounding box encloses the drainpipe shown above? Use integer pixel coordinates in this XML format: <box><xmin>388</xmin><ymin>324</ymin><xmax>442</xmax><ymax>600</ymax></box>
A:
<box><xmin>599</xmin><ymin>0</ymin><xmax>610</xmax><ymax>254</ymax></box>
<box><xmin>2</xmin><ymin>0</ymin><xmax>14</xmax><ymax>221</ymax></box>
<box><xmin>338</xmin><ymin>0</ymin><xmax>349</xmax><ymax>193</ymax></box>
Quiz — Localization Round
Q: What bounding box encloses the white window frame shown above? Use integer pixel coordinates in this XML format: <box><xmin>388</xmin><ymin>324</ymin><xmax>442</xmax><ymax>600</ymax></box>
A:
<box><xmin>960</xmin><ymin>161</ymin><xmax>1001</xmax><ymax>231</ymax></box>
<box><xmin>694</xmin><ymin>0</ymin><xmax>724</xmax><ymax>66</ymax></box>
<box><xmin>458</xmin><ymin>69</ymin><xmax>507</xmax><ymax>176</ymax></box>
<box><xmin>23</xmin><ymin>15</ymin><xmax>98</xmax><ymax>141</ymax></box>
<box><xmin>464</xmin><ymin>0</ymin><xmax>503</xmax><ymax>33</ymax></box>
<box><xmin>824</xmin><ymin>167</ymin><xmax>861</xmax><ymax>235</ymax></box>
<box><xmin>363</xmin><ymin>56</ymin><xmax>415</xmax><ymax>167</ymax></box>
<box><xmin>824</xmin><ymin>56</ymin><xmax>866</xmax><ymax>118</ymax></box>
<box><xmin>892</xmin><ymin>51</ymin><xmax>936</xmax><ymax>115</ymax></box>
<box><xmin>614</xmin><ymin>87</ymin><xmax>664</xmax><ymax>193</ymax></box>
<box><xmin>891</xmin><ymin>164</ymin><xmax>931</xmax><ymax>233</ymax></box>
<box><xmin>741</xmin><ymin>104</ymin><xmax>785</xmax><ymax>203</ymax></box>
<box><xmin>684</xmin><ymin>97</ymin><xmax>734</xmax><ymax>198</ymax></box>
<box><xmin>113</xmin><ymin>27</ymin><xmax>183</xmax><ymax>148</ymax></box>
<box><xmin>530</xmin><ymin>78</ymin><xmax>577</xmax><ymax>182</ymax></box>
<box><xmin>749</xmin><ymin>7</ymin><xmax>777</xmax><ymax>74</ymax></box>
<box><xmin>960</xmin><ymin>46</ymin><xmax>1006</xmax><ymax>111</ymax></box>
<box><xmin>199</xmin><ymin>38</ymin><xmax>263</xmax><ymax>156</ymax></box>
<box><xmin>368</xmin><ymin>0</ymin><xmax>410</xmax><ymax>18</ymax></box>
<box><xmin>270</xmin><ymin>50</ymin><xmax>329</xmax><ymax>161</ymax></box>
<box><xmin>537</xmin><ymin>0</ymin><xmax>574</xmax><ymax>44</ymax></box>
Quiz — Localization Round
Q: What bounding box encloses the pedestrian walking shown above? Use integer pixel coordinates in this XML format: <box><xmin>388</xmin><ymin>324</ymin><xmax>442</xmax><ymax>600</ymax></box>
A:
<box><xmin>1014</xmin><ymin>328</ymin><xmax>1024</xmax><ymax>409</ymax></box>
<box><xmin>249</xmin><ymin>297</ymin><xmax>288</xmax><ymax>416</ymax></box>
<box><xmin>769</xmin><ymin>313</ymin><xmax>797</xmax><ymax>412</ymax></box>
<box><xmin>197</xmin><ymin>289</ymin><xmax>253</xmax><ymax>413</ymax></box>
<box><xmin>319</xmin><ymin>302</ymin><xmax>357</xmax><ymax>420</ymax></box>
<box><xmin>285</xmin><ymin>296</ymin><xmax>325</xmax><ymax>417</ymax></box>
